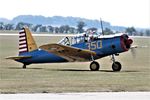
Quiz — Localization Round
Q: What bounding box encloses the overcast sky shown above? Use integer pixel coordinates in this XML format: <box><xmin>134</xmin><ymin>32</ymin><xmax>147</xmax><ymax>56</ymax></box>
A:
<box><xmin>0</xmin><ymin>0</ymin><xmax>149</xmax><ymax>28</ymax></box>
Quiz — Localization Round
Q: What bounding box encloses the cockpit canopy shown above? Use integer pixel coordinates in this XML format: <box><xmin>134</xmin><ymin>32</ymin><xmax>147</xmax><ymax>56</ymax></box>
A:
<box><xmin>58</xmin><ymin>32</ymin><xmax>128</xmax><ymax>46</ymax></box>
<box><xmin>58</xmin><ymin>32</ymin><xmax>99</xmax><ymax>46</ymax></box>
<box><xmin>58</xmin><ymin>30</ymin><xmax>101</xmax><ymax>45</ymax></box>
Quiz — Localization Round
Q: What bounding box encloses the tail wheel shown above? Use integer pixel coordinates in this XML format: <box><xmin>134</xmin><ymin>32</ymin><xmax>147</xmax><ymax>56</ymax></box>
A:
<box><xmin>90</xmin><ymin>61</ymin><xmax>100</xmax><ymax>71</ymax></box>
<box><xmin>112</xmin><ymin>61</ymin><xmax>122</xmax><ymax>72</ymax></box>
<box><xmin>23</xmin><ymin>64</ymin><xmax>26</xmax><ymax>69</ymax></box>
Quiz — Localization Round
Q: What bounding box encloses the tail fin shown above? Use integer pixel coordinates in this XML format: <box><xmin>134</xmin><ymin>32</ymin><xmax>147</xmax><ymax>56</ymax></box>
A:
<box><xmin>19</xmin><ymin>27</ymin><xmax>38</xmax><ymax>55</ymax></box>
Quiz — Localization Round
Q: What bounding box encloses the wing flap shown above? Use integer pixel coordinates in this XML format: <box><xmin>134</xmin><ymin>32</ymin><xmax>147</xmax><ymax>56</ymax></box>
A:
<box><xmin>40</xmin><ymin>44</ymin><xmax>97</xmax><ymax>62</ymax></box>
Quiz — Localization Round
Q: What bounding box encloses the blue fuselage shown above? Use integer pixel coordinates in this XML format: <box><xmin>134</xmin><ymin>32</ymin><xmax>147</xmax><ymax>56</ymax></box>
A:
<box><xmin>17</xmin><ymin>36</ymin><xmax>127</xmax><ymax>65</ymax></box>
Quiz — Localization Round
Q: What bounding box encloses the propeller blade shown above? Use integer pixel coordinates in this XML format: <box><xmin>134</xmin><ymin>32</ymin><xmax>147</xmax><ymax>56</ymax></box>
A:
<box><xmin>130</xmin><ymin>45</ymin><xmax>138</xmax><ymax>58</ymax></box>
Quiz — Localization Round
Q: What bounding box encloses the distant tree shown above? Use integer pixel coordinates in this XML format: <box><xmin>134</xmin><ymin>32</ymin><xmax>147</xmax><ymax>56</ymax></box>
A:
<box><xmin>0</xmin><ymin>22</ymin><xmax>4</xmax><ymax>30</ymax></box>
<box><xmin>32</xmin><ymin>24</ymin><xmax>42</xmax><ymax>32</ymax></box>
<box><xmin>77</xmin><ymin>21</ymin><xmax>86</xmax><ymax>33</ymax></box>
<box><xmin>39</xmin><ymin>26</ymin><xmax>47</xmax><ymax>32</ymax></box>
<box><xmin>54</xmin><ymin>27</ymin><xmax>59</xmax><ymax>33</ymax></box>
<box><xmin>145</xmin><ymin>29</ymin><xmax>150</xmax><ymax>36</ymax></box>
<box><xmin>125</xmin><ymin>27</ymin><xmax>136</xmax><ymax>36</ymax></box>
<box><xmin>139</xmin><ymin>31</ymin><xmax>144</xmax><ymax>36</ymax></box>
<box><xmin>15</xmin><ymin>22</ymin><xmax>22</xmax><ymax>30</ymax></box>
<box><xmin>15</xmin><ymin>22</ymin><xmax>32</xmax><ymax>30</ymax></box>
<box><xmin>59</xmin><ymin>25</ymin><xmax>70</xmax><ymax>33</ymax></box>
<box><xmin>4</xmin><ymin>24</ymin><xmax>14</xmax><ymax>30</ymax></box>
<box><xmin>64</xmin><ymin>25</ymin><xmax>70</xmax><ymax>33</ymax></box>
<box><xmin>59</xmin><ymin>25</ymin><xmax>65</xmax><ymax>33</ymax></box>
<box><xmin>69</xmin><ymin>27</ymin><xmax>76</xmax><ymax>33</ymax></box>
<box><xmin>47</xmin><ymin>25</ymin><xmax>54</xmax><ymax>33</ymax></box>
<box><xmin>87</xmin><ymin>27</ymin><xmax>97</xmax><ymax>32</ymax></box>
<box><xmin>104</xmin><ymin>28</ymin><xmax>114</xmax><ymax>35</ymax></box>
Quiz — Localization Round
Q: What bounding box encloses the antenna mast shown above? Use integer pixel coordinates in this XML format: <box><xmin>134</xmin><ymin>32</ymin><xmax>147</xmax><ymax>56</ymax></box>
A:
<box><xmin>100</xmin><ymin>18</ymin><xmax>104</xmax><ymax>35</ymax></box>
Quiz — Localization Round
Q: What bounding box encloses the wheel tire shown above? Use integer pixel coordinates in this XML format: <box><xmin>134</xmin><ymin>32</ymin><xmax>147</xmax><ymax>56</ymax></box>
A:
<box><xmin>112</xmin><ymin>61</ymin><xmax>122</xmax><ymax>72</ymax></box>
<box><xmin>23</xmin><ymin>64</ymin><xmax>26</xmax><ymax>69</ymax></box>
<box><xmin>90</xmin><ymin>61</ymin><xmax>100</xmax><ymax>71</ymax></box>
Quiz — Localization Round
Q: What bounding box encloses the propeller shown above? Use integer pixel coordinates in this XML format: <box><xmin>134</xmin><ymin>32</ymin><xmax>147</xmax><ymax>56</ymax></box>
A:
<box><xmin>121</xmin><ymin>34</ymin><xmax>137</xmax><ymax>58</ymax></box>
<box><xmin>130</xmin><ymin>45</ymin><xmax>148</xmax><ymax>58</ymax></box>
<box><xmin>130</xmin><ymin>45</ymin><xmax>138</xmax><ymax>58</ymax></box>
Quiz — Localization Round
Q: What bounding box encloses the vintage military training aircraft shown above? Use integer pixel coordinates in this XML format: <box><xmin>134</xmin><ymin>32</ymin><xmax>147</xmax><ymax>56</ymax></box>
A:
<box><xmin>6</xmin><ymin>27</ymin><xmax>135</xmax><ymax>71</ymax></box>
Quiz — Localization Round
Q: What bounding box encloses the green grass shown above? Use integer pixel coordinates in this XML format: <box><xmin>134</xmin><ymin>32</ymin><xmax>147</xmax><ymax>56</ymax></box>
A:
<box><xmin>0</xmin><ymin>34</ymin><xmax>150</xmax><ymax>93</ymax></box>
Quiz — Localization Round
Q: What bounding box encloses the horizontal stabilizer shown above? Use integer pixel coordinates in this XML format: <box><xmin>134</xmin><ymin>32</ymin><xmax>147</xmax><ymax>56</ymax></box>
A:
<box><xmin>6</xmin><ymin>56</ymin><xmax>32</xmax><ymax>60</ymax></box>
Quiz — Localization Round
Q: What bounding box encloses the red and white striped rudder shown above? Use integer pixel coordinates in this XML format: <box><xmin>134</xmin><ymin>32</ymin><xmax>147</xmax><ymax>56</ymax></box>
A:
<box><xmin>18</xmin><ymin>27</ymin><xmax>38</xmax><ymax>55</ymax></box>
<box><xmin>19</xmin><ymin>28</ymin><xmax>28</xmax><ymax>54</ymax></box>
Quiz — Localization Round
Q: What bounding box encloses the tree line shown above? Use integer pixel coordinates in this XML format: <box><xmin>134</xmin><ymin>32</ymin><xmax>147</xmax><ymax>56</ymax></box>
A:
<box><xmin>0</xmin><ymin>21</ymin><xmax>149</xmax><ymax>36</ymax></box>
<box><xmin>0</xmin><ymin>21</ymin><xmax>84</xmax><ymax>34</ymax></box>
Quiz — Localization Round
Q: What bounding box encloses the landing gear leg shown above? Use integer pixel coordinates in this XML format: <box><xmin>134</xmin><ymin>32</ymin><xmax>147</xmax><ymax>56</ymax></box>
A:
<box><xmin>23</xmin><ymin>64</ymin><xmax>26</xmax><ymax>69</ymax></box>
<box><xmin>89</xmin><ymin>55</ymin><xmax>100</xmax><ymax>71</ymax></box>
<box><xmin>111</xmin><ymin>54</ymin><xmax>122</xmax><ymax>72</ymax></box>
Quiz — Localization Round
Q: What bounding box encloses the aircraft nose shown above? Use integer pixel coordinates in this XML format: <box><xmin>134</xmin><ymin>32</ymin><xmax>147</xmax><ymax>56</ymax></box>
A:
<box><xmin>126</xmin><ymin>38</ymin><xmax>133</xmax><ymax>45</ymax></box>
<box><xmin>125</xmin><ymin>38</ymin><xmax>133</xmax><ymax>49</ymax></box>
<box><xmin>121</xmin><ymin>34</ymin><xmax>133</xmax><ymax>51</ymax></box>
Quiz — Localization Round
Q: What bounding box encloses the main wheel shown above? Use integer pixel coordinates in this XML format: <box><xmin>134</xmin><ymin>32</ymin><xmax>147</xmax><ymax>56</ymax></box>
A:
<box><xmin>23</xmin><ymin>64</ymin><xmax>26</xmax><ymax>69</ymax></box>
<box><xmin>112</xmin><ymin>61</ymin><xmax>122</xmax><ymax>72</ymax></box>
<box><xmin>90</xmin><ymin>61</ymin><xmax>100</xmax><ymax>71</ymax></box>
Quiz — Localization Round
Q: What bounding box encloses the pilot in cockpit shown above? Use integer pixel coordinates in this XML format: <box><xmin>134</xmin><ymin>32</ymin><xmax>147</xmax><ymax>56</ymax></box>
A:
<box><xmin>85</xmin><ymin>30</ymin><xmax>99</xmax><ymax>42</ymax></box>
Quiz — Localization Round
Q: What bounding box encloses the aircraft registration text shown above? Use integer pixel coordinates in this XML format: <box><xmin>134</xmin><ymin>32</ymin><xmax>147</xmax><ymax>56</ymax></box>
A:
<box><xmin>86</xmin><ymin>40</ymin><xmax>102</xmax><ymax>50</ymax></box>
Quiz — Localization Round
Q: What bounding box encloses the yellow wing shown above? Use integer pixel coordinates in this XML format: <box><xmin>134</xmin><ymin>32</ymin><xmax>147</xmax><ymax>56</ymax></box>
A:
<box><xmin>40</xmin><ymin>44</ymin><xmax>98</xmax><ymax>62</ymax></box>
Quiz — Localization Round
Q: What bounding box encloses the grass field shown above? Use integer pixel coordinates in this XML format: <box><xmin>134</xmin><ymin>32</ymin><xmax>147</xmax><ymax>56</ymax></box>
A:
<box><xmin>0</xmin><ymin>34</ymin><xmax>150</xmax><ymax>93</ymax></box>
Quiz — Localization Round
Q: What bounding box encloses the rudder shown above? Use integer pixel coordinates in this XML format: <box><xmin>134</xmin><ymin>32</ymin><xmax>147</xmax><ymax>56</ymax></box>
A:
<box><xmin>19</xmin><ymin>27</ymin><xmax>38</xmax><ymax>55</ymax></box>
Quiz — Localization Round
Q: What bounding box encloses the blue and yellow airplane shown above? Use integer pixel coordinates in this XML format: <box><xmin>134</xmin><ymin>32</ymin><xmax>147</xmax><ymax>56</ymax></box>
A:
<box><xmin>6</xmin><ymin>27</ymin><xmax>134</xmax><ymax>71</ymax></box>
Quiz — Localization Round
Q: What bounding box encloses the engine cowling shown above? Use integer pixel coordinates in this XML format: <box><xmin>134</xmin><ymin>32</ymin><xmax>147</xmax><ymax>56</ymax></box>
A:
<box><xmin>120</xmin><ymin>34</ymin><xmax>133</xmax><ymax>51</ymax></box>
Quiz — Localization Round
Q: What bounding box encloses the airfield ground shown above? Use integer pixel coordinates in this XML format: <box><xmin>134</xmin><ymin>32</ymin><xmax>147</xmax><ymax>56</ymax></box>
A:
<box><xmin>0</xmin><ymin>34</ymin><xmax>150</xmax><ymax>93</ymax></box>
